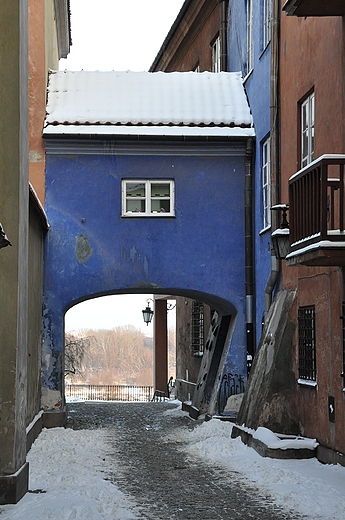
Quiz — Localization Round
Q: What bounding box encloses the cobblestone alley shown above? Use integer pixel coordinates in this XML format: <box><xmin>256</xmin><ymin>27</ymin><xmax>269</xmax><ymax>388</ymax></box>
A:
<box><xmin>67</xmin><ymin>401</ymin><xmax>305</xmax><ymax>520</ymax></box>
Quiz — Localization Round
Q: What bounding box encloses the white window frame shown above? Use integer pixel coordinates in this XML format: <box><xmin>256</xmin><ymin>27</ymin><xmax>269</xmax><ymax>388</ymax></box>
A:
<box><xmin>212</xmin><ymin>36</ymin><xmax>221</xmax><ymax>72</ymax></box>
<box><xmin>246</xmin><ymin>0</ymin><xmax>254</xmax><ymax>75</ymax></box>
<box><xmin>301</xmin><ymin>92</ymin><xmax>315</xmax><ymax>168</ymax></box>
<box><xmin>122</xmin><ymin>179</ymin><xmax>175</xmax><ymax>217</ymax></box>
<box><xmin>262</xmin><ymin>137</ymin><xmax>271</xmax><ymax>229</ymax></box>
<box><xmin>263</xmin><ymin>0</ymin><xmax>272</xmax><ymax>49</ymax></box>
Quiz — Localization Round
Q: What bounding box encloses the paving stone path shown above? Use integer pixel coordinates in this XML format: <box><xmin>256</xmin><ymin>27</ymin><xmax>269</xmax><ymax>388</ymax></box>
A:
<box><xmin>67</xmin><ymin>401</ymin><xmax>305</xmax><ymax>520</ymax></box>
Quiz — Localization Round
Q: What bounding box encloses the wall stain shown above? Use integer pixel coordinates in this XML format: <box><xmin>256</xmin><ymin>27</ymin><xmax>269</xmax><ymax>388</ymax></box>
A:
<box><xmin>75</xmin><ymin>234</ymin><xmax>93</xmax><ymax>264</ymax></box>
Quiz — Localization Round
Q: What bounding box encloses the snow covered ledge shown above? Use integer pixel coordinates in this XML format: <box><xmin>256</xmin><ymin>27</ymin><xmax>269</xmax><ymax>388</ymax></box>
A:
<box><xmin>231</xmin><ymin>424</ymin><xmax>318</xmax><ymax>460</ymax></box>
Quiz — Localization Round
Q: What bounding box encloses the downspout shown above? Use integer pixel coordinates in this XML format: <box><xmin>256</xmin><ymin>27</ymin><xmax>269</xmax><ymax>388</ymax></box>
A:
<box><xmin>218</xmin><ymin>0</ymin><xmax>229</xmax><ymax>71</ymax></box>
<box><xmin>264</xmin><ymin>0</ymin><xmax>281</xmax><ymax>320</ymax></box>
<box><xmin>245</xmin><ymin>138</ymin><xmax>255</xmax><ymax>365</ymax></box>
<box><xmin>264</xmin><ymin>256</ymin><xmax>280</xmax><ymax>318</ymax></box>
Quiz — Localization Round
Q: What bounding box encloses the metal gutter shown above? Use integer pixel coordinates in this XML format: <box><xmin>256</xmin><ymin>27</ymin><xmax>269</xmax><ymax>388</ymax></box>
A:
<box><xmin>245</xmin><ymin>137</ymin><xmax>255</xmax><ymax>364</ymax></box>
<box><xmin>218</xmin><ymin>0</ymin><xmax>229</xmax><ymax>71</ymax></box>
<box><xmin>263</xmin><ymin>0</ymin><xmax>281</xmax><ymax>321</ymax></box>
<box><xmin>264</xmin><ymin>255</ymin><xmax>280</xmax><ymax>319</ymax></box>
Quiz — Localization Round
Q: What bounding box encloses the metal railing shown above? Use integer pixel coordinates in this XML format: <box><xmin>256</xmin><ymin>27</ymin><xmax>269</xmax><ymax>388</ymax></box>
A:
<box><xmin>288</xmin><ymin>155</ymin><xmax>345</xmax><ymax>254</ymax></box>
<box><xmin>65</xmin><ymin>384</ymin><xmax>154</xmax><ymax>402</ymax></box>
<box><xmin>217</xmin><ymin>373</ymin><xmax>245</xmax><ymax>415</ymax></box>
<box><xmin>151</xmin><ymin>389</ymin><xmax>168</xmax><ymax>402</ymax></box>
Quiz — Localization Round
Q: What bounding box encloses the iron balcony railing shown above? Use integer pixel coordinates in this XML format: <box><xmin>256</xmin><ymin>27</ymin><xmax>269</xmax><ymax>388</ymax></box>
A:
<box><xmin>288</xmin><ymin>155</ymin><xmax>345</xmax><ymax>257</ymax></box>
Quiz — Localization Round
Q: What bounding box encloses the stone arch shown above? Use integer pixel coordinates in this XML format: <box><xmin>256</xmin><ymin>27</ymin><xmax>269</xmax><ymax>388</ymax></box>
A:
<box><xmin>42</xmin><ymin>285</ymin><xmax>244</xmax><ymax>424</ymax></box>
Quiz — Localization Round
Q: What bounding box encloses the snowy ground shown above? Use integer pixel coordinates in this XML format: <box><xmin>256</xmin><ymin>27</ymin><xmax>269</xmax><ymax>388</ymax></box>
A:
<box><xmin>0</xmin><ymin>402</ymin><xmax>345</xmax><ymax>519</ymax></box>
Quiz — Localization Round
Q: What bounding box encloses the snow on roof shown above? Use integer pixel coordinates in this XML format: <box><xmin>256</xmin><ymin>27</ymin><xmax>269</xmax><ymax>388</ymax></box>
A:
<box><xmin>44</xmin><ymin>70</ymin><xmax>254</xmax><ymax>138</ymax></box>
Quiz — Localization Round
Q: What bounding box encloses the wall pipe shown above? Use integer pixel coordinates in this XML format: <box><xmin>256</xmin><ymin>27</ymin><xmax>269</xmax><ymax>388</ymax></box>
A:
<box><xmin>270</xmin><ymin>0</ymin><xmax>280</xmax><ymax>214</ymax></box>
<box><xmin>264</xmin><ymin>0</ymin><xmax>281</xmax><ymax>321</ymax></box>
<box><xmin>218</xmin><ymin>0</ymin><xmax>229</xmax><ymax>71</ymax></box>
<box><xmin>245</xmin><ymin>138</ymin><xmax>255</xmax><ymax>364</ymax></box>
<box><xmin>264</xmin><ymin>255</ymin><xmax>280</xmax><ymax>319</ymax></box>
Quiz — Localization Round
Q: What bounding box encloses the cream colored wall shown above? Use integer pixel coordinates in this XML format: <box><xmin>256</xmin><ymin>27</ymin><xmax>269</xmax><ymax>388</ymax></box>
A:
<box><xmin>0</xmin><ymin>0</ymin><xmax>29</xmax><ymax>485</ymax></box>
<box><xmin>45</xmin><ymin>0</ymin><xmax>59</xmax><ymax>73</ymax></box>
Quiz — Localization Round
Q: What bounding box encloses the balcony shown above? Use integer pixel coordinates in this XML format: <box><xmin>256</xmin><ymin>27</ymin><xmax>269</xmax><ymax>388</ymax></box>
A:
<box><xmin>287</xmin><ymin>155</ymin><xmax>345</xmax><ymax>267</ymax></box>
<box><xmin>283</xmin><ymin>0</ymin><xmax>345</xmax><ymax>17</ymax></box>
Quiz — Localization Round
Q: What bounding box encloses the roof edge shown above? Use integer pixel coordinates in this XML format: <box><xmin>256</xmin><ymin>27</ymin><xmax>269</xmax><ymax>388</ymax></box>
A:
<box><xmin>149</xmin><ymin>0</ymin><xmax>193</xmax><ymax>72</ymax></box>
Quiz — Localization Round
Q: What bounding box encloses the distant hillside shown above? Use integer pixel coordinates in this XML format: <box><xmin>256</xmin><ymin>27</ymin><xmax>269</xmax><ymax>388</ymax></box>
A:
<box><xmin>65</xmin><ymin>325</ymin><xmax>175</xmax><ymax>386</ymax></box>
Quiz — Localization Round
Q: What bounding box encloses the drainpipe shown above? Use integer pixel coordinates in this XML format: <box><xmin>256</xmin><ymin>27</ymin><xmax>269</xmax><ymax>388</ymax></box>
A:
<box><xmin>218</xmin><ymin>0</ymin><xmax>229</xmax><ymax>71</ymax></box>
<box><xmin>270</xmin><ymin>0</ymin><xmax>280</xmax><ymax>213</ymax></box>
<box><xmin>245</xmin><ymin>138</ymin><xmax>255</xmax><ymax>364</ymax></box>
<box><xmin>264</xmin><ymin>0</ymin><xmax>281</xmax><ymax>321</ymax></box>
<box><xmin>264</xmin><ymin>254</ymin><xmax>280</xmax><ymax>319</ymax></box>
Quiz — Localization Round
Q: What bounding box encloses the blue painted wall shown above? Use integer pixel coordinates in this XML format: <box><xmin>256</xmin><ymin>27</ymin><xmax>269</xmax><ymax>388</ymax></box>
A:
<box><xmin>42</xmin><ymin>141</ymin><xmax>249</xmax><ymax>400</ymax></box>
<box><xmin>228</xmin><ymin>0</ymin><xmax>273</xmax><ymax>347</ymax></box>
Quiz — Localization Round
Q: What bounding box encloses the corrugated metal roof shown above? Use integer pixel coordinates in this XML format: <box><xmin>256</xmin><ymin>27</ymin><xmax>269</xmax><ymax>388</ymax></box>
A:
<box><xmin>44</xmin><ymin>70</ymin><xmax>254</xmax><ymax>137</ymax></box>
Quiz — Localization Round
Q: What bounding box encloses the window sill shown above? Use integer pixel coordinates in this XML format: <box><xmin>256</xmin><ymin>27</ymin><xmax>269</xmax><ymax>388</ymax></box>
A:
<box><xmin>122</xmin><ymin>214</ymin><xmax>175</xmax><ymax>218</ymax></box>
<box><xmin>298</xmin><ymin>379</ymin><xmax>317</xmax><ymax>388</ymax></box>
<box><xmin>259</xmin><ymin>41</ymin><xmax>270</xmax><ymax>60</ymax></box>
<box><xmin>259</xmin><ymin>225</ymin><xmax>271</xmax><ymax>235</ymax></box>
<box><xmin>243</xmin><ymin>69</ymin><xmax>253</xmax><ymax>83</ymax></box>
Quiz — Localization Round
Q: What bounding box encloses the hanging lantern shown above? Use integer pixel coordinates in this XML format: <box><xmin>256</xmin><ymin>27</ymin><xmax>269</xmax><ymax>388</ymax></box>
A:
<box><xmin>142</xmin><ymin>301</ymin><xmax>154</xmax><ymax>325</ymax></box>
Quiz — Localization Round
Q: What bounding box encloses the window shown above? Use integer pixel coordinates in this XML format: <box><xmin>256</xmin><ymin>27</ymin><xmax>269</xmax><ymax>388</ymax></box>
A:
<box><xmin>211</xmin><ymin>36</ymin><xmax>221</xmax><ymax>72</ymax></box>
<box><xmin>191</xmin><ymin>301</ymin><xmax>204</xmax><ymax>356</ymax></box>
<box><xmin>246</xmin><ymin>0</ymin><xmax>254</xmax><ymax>75</ymax></box>
<box><xmin>301</xmin><ymin>92</ymin><xmax>315</xmax><ymax>168</ymax></box>
<box><xmin>122</xmin><ymin>180</ymin><xmax>175</xmax><ymax>217</ymax></box>
<box><xmin>262</xmin><ymin>137</ymin><xmax>271</xmax><ymax>229</ymax></box>
<box><xmin>263</xmin><ymin>0</ymin><xmax>272</xmax><ymax>49</ymax></box>
<box><xmin>298</xmin><ymin>306</ymin><xmax>316</xmax><ymax>381</ymax></box>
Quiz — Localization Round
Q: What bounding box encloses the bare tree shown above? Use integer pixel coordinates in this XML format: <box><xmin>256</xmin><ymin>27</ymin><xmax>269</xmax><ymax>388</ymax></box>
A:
<box><xmin>64</xmin><ymin>333</ymin><xmax>92</xmax><ymax>378</ymax></box>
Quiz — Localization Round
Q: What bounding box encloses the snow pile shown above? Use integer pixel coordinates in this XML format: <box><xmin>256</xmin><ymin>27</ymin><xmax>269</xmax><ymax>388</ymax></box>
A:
<box><xmin>253</xmin><ymin>426</ymin><xmax>318</xmax><ymax>450</ymax></box>
<box><xmin>174</xmin><ymin>416</ymin><xmax>345</xmax><ymax>520</ymax></box>
<box><xmin>1</xmin><ymin>404</ymin><xmax>345</xmax><ymax>519</ymax></box>
<box><xmin>0</xmin><ymin>428</ymin><xmax>137</xmax><ymax>520</ymax></box>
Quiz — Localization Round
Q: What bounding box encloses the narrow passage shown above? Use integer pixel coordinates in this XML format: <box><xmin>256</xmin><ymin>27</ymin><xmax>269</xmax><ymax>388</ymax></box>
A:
<box><xmin>67</xmin><ymin>402</ymin><xmax>305</xmax><ymax>520</ymax></box>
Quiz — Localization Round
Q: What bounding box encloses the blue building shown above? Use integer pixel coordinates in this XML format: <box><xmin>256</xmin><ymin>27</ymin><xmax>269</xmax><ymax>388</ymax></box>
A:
<box><xmin>228</xmin><ymin>0</ymin><xmax>276</xmax><ymax>350</ymax></box>
<box><xmin>41</xmin><ymin>70</ymin><xmax>254</xmax><ymax>419</ymax></box>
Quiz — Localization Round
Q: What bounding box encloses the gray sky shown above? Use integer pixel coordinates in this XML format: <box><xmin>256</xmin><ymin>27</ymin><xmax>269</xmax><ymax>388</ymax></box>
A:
<box><xmin>63</xmin><ymin>0</ymin><xmax>182</xmax><ymax>332</ymax></box>
<box><xmin>60</xmin><ymin>0</ymin><xmax>185</xmax><ymax>71</ymax></box>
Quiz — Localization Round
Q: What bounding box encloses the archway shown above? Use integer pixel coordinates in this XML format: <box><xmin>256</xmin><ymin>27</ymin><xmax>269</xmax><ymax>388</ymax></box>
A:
<box><xmin>42</xmin><ymin>286</ymin><xmax>244</xmax><ymax>426</ymax></box>
<box><xmin>64</xmin><ymin>293</ymin><xmax>176</xmax><ymax>399</ymax></box>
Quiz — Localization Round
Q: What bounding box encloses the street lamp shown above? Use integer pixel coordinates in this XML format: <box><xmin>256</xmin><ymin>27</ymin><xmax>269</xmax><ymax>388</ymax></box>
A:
<box><xmin>142</xmin><ymin>299</ymin><xmax>154</xmax><ymax>326</ymax></box>
<box><xmin>270</xmin><ymin>204</ymin><xmax>290</xmax><ymax>260</ymax></box>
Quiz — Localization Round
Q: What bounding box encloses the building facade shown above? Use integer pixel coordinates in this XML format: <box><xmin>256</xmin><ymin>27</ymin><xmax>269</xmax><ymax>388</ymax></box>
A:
<box><xmin>238</xmin><ymin>1</ymin><xmax>345</xmax><ymax>464</ymax></box>
<box><xmin>151</xmin><ymin>0</ymin><xmax>274</xmax><ymax>406</ymax></box>
<box><xmin>153</xmin><ymin>0</ymin><xmax>345</xmax><ymax>463</ymax></box>
<box><xmin>279</xmin><ymin>1</ymin><xmax>345</xmax><ymax>464</ymax></box>
<box><xmin>41</xmin><ymin>70</ymin><xmax>254</xmax><ymax>420</ymax></box>
<box><xmin>0</xmin><ymin>0</ymin><xmax>70</xmax><ymax>504</ymax></box>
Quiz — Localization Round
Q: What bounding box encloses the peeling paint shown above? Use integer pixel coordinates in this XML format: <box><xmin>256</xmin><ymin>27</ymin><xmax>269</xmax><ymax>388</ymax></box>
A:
<box><xmin>29</xmin><ymin>150</ymin><xmax>43</xmax><ymax>162</ymax></box>
<box><xmin>41</xmin><ymin>387</ymin><xmax>62</xmax><ymax>411</ymax></box>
